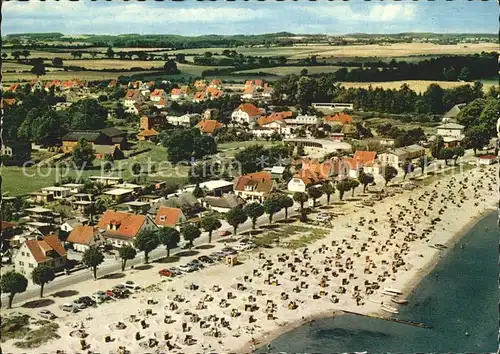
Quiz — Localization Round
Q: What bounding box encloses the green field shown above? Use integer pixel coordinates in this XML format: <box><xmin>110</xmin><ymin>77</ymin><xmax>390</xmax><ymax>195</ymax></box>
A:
<box><xmin>234</xmin><ymin>65</ymin><xmax>347</xmax><ymax>76</ymax></box>
<box><xmin>2</xmin><ymin>144</ymin><xmax>188</xmax><ymax>196</ymax></box>
<box><xmin>1</xmin><ymin>70</ymin><xmax>161</xmax><ymax>84</ymax></box>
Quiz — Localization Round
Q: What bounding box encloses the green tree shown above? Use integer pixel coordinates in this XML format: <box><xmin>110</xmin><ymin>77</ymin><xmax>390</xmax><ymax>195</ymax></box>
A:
<box><xmin>30</xmin><ymin>58</ymin><xmax>46</xmax><ymax>78</ymax></box>
<box><xmin>226</xmin><ymin>207</ymin><xmax>248</xmax><ymax>235</ymax></box>
<box><xmin>181</xmin><ymin>224</ymin><xmax>201</xmax><ymax>248</ymax></box>
<box><xmin>192</xmin><ymin>184</ymin><xmax>205</xmax><ymax>198</ymax></box>
<box><xmin>118</xmin><ymin>245</ymin><xmax>137</xmax><ymax>272</ymax></box>
<box><xmin>157</xmin><ymin>227</ymin><xmax>180</xmax><ymax>257</ymax></box>
<box><xmin>103</xmin><ymin>154</ymin><xmax>114</xmax><ymax>172</ymax></box>
<box><xmin>52</xmin><ymin>57</ymin><xmax>64</xmax><ymax>67</ymax></box>
<box><xmin>349</xmin><ymin>179</ymin><xmax>360</xmax><ymax>197</ymax></box>
<box><xmin>402</xmin><ymin>160</ymin><xmax>415</xmax><ymax>180</ymax></box>
<box><xmin>244</xmin><ymin>203</ymin><xmax>264</xmax><ymax>229</ymax></box>
<box><xmin>322</xmin><ymin>183</ymin><xmax>335</xmax><ymax>204</ymax></box>
<box><xmin>452</xmin><ymin>146</ymin><xmax>465</xmax><ymax>165</ymax></box>
<box><xmin>31</xmin><ymin>264</ymin><xmax>55</xmax><ymax>298</ymax></box>
<box><xmin>131</xmin><ymin>162</ymin><xmax>142</xmax><ymax>176</ymax></box>
<box><xmin>382</xmin><ymin>165</ymin><xmax>398</xmax><ymax>186</ymax></box>
<box><xmin>336</xmin><ymin>180</ymin><xmax>351</xmax><ymax>201</ymax></box>
<box><xmin>278</xmin><ymin>194</ymin><xmax>294</xmax><ymax>219</ymax></box>
<box><xmin>418</xmin><ymin>156</ymin><xmax>429</xmax><ymax>175</ymax></box>
<box><xmin>456</xmin><ymin>98</ymin><xmax>486</xmax><ymax>130</ymax></box>
<box><xmin>431</xmin><ymin>135</ymin><xmax>445</xmax><ymax>159</ymax></box>
<box><xmin>293</xmin><ymin>192</ymin><xmax>308</xmax><ymax>211</ymax></box>
<box><xmin>479</xmin><ymin>98</ymin><xmax>500</xmax><ymax>137</ymax></box>
<box><xmin>464</xmin><ymin>124</ymin><xmax>490</xmax><ymax>155</ymax></box>
<box><xmin>82</xmin><ymin>248</ymin><xmax>105</xmax><ymax>280</ymax></box>
<box><xmin>134</xmin><ymin>229</ymin><xmax>159</xmax><ymax>264</ymax></box>
<box><xmin>307</xmin><ymin>186</ymin><xmax>323</xmax><ymax>207</ymax></box>
<box><xmin>438</xmin><ymin>148</ymin><xmax>454</xmax><ymax>165</ymax></box>
<box><xmin>0</xmin><ymin>271</ymin><xmax>28</xmax><ymax>308</ymax></box>
<box><xmin>358</xmin><ymin>172</ymin><xmax>375</xmax><ymax>193</ymax></box>
<box><xmin>72</xmin><ymin>138</ymin><xmax>95</xmax><ymax>169</ymax></box>
<box><xmin>106</xmin><ymin>46</ymin><xmax>114</xmax><ymax>59</ymax></box>
<box><xmin>263</xmin><ymin>196</ymin><xmax>282</xmax><ymax>223</ymax></box>
<box><xmin>200</xmin><ymin>214</ymin><xmax>222</xmax><ymax>243</ymax></box>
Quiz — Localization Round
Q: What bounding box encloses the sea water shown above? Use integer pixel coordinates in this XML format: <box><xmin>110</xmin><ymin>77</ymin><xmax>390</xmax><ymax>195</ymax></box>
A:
<box><xmin>258</xmin><ymin>211</ymin><xmax>498</xmax><ymax>353</ymax></box>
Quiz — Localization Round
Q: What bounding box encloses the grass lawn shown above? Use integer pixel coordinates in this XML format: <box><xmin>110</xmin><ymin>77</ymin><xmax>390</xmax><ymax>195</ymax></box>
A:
<box><xmin>218</xmin><ymin>140</ymin><xmax>277</xmax><ymax>150</ymax></box>
<box><xmin>2</xmin><ymin>145</ymin><xmax>187</xmax><ymax>196</ymax></box>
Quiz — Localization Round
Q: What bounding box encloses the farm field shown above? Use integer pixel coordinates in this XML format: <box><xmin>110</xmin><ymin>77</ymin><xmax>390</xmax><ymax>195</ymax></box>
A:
<box><xmin>1</xmin><ymin>70</ymin><xmax>160</xmax><ymax>84</ymax></box>
<box><xmin>340</xmin><ymin>80</ymin><xmax>497</xmax><ymax>93</ymax></box>
<box><xmin>234</xmin><ymin>65</ymin><xmax>348</xmax><ymax>76</ymax></box>
<box><xmin>62</xmin><ymin>59</ymin><xmax>166</xmax><ymax>70</ymax></box>
<box><xmin>162</xmin><ymin>42</ymin><xmax>497</xmax><ymax>59</ymax></box>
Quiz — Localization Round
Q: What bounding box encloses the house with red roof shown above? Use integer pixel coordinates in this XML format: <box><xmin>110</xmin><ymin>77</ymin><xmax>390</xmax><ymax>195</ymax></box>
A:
<box><xmin>324</xmin><ymin>113</ymin><xmax>353</xmax><ymax>125</ymax></box>
<box><xmin>154</xmin><ymin>207</ymin><xmax>186</xmax><ymax>230</ymax></box>
<box><xmin>124</xmin><ymin>89</ymin><xmax>144</xmax><ymax>114</ymax></box>
<box><xmin>342</xmin><ymin>151</ymin><xmax>377</xmax><ymax>178</ymax></box>
<box><xmin>209</xmin><ymin>79</ymin><xmax>222</xmax><ymax>89</ymax></box>
<box><xmin>97</xmin><ymin>210</ymin><xmax>158</xmax><ymax>248</ymax></box>
<box><xmin>150</xmin><ymin>89</ymin><xmax>167</xmax><ymax>102</ymax></box>
<box><xmin>234</xmin><ymin>171</ymin><xmax>274</xmax><ymax>202</ymax></box>
<box><xmin>196</xmin><ymin>119</ymin><xmax>224</xmax><ymax>135</ymax></box>
<box><xmin>66</xmin><ymin>225</ymin><xmax>105</xmax><ymax>252</ymax></box>
<box><xmin>231</xmin><ymin>103</ymin><xmax>263</xmax><ymax>125</ymax></box>
<box><xmin>14</xmin><ymin>234</ymin><xmax>67</xmax><ymax>277</ymax></box>
<box><xmin>170</xmin><ymin>88</ymin><xmax>186</xmax><ymax>101</ymax></box>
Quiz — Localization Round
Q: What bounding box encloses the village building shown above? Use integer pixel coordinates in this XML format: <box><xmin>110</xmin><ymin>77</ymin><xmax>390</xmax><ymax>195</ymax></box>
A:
<box><xmin>442</xmin><ymin>103</ymin><xmax>466</xmax><ymax>123</ymax></box>
<box><xmin>97</xmin><ymin>210</ymin><xmax>158</xmax><ymax>248</ymax></box>
<box><xmin>436</xmin><ymin>123</ymin><xmax>465</xmax><ymax>148</ymax></box>
<box><xmin>196</xmin><ymin>119</ymin><xmax>224</xmax><ymax>135</ymax></box>
<box><xmin>203</xmin><ymin>194</ymin><xmax>246</xmax><ymax>214</ymax></box>
<box><xmin>166</xmin><ymin>114</ymin><xmax>199</xmax><ymax>127</ymax></box>
<box><xmin>185</xmin><ymin>180</ymin><xmax>234</xmax><ymax>197</ymax></box>
<box><xmin>341</xmin><ymin>151</ymin><xmax>377</xmax><ymax>178</ymax></box>
<box><xmin>14</xmin><ymin>234</ymin><xmax>67</xmax><ymax>277</ymax></box>
<box><xmin>323</xmin><ymin>113</ymin><xmax>353</xmax><ymax>125</ymax></box>
<box><xmin>477</xmin><ymin>155</ymin><xmax>498</xmax><ymax>165</ymax></box>
<box><xmin>66</xmin><ymin>225</ymin><xmax>105</xmax><ymax>252</ymax></box>
<box><xmin>89</xmin><ymin>175</ymin><xmax>124</xmax><ymax>186</ymax></box>
<box><xmin>71</xmin><ymin>193</ymin><xmax>94</xmax><ymax>215</ymax></box>
<box><xmin>154</xmin><ymin>207</ymin><xmax>186</xmax><ymax>229</ymax></box>
<box><xmin>140</xmin><ymin>115</ymin><xmax>166</xmax><ymax>131</ymax></box>
<box><xmin>150</xmin><ymin>89</ymin><xmax>167</xmax><ymax>102</ymax></box>
<box><xmin>231</xmin><ymin>103</ymin><xmax>262</xmax><ymax>125</ymax></box>
<box><xmin>125</xmin><ymin>201</ymin><xmax>151</xmax><ymax>214</ymax></box>
<box><xmin>41</xmin><ymin>186</ymin><xmax>72</xmax><ymax>200</ymax></box>
<box><xmin>123</xmin><ymin>89</ymin><xmax>144</xmax><ymax>110</ymax></box>
<box><xmin>234</xmin><ymin>171</ymin><xmax>274</xmax><ymax>202</ymax></box>
<box><xmin>104</xmin><ymin>188</ymin><xmax>134</xmax><ymax>203</ymax></box>
<box><xmin>378</xmin><ymin>144</ymin><xmax>426</xmax><ymax>168</ymax></box>
<box><xmin>137</xmin><ymin>129</ymin><xmax>160</xmax><ymax>142</ymax></box>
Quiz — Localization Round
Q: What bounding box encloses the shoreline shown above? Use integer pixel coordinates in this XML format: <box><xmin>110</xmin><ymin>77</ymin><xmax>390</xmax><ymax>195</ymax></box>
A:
<box><xmin>244</xmin><ymin>207</ymin><xmax>496</xmax><ymax>354</ymax></box>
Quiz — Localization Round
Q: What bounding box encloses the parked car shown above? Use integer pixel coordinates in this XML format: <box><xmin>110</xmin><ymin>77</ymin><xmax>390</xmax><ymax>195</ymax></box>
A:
<box><xmin>188</xmin><ymin>259</ymin><xmax>204</xmax><ymax>267</ymax></box>
<box><xmin>180</xmin><ymin>242</ymin><xmax>191</xmax><ymax>250</ymax></box>
<box><xmin>169</xmin><ymin>267</ymin><xmax>183</xmax><ymax>276</ymax></box>
<box><xmin>198</xmin><ymin>255</ymin><xmax>214</xmax><ymax>264</ymax></box>
<box><xmin>179</xmin><ymin>264</ymin><xmax>196</xmax><ymax>273</ymax></box>
<box><xmin>233</xmin><ymin>243</ymin><xmax>252</xmax><ymax>251</ymax></box>
<box><xmin>219</xmin><ymin>230</ymin><xmax>231</xmax><ymax>237</ymax></box>
<box><xmin>72</xmin><ymin>298</ymin><xmax>88</xmax><ymax>309</ymax></box>
<box><xmin>221</xmin><ymin>247</ymin><xmax>237</xmax><ymax>255</ymax></box>
<box><xmin>92</xmin><ymin>292</ymin><xmax>107</xmax><ymax>303</ymax></box>
<box><xmin>38</xmin><ymin>309</ymin><xmax>57</xmax><ymax>319</ymax></box>
<box><xmin>158</xmin><ymin>269</ymin><xmax>174</xmax><ymax>277</ymax></box>
<box><xmin>60</xmin><ymin>303</ymin><xmax>79</xmax><ymax>313</ymax></box>
<box><xmin>77</xmin><ymin>296</ymin><xmax>96</xmax><ymax>307</ymax></box>
<box><xmin>209</xmin><ymin>252</ymin><xmax>225</xmax><ymax>261</ymax></box>
<box><xmin>123</xmin><ymin>281</ymin><xmax>141</xmax><ymax>291</ymax></box>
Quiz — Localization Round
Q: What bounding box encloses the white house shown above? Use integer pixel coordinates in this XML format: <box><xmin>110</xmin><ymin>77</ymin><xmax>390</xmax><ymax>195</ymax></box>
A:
<box><xmin>13</xmin><ymin>234</ymin><xmax>67</xmax><ymax>278</ymax></box>
<box><xmin>284</xmin><ymin>115</ymin><xmax>318</xmax><ymax>127</ymax></box>
<box><xmin>66</xmin><ymin>225</ymin><xmax>106</xmax><ymax>252</ymax></box>
<box><xmin>231</xmin><ymin>103</ymin><xmax>262</xmax><ymax>125</ymax></box>
<box><xmin>41</xmin><ymin>186</ymin><xmax>72</xmax><ymax>200</ymax></box>
<box><xmin>437</xmin><ymin>123</ymin><xmax>465</xmax><ymax>138</ymax></box>
<box><xmin>166</xmin><ymin>114</ymin><xmax>199</xmax><ymax>127</ymax></box>
<box><xmin>124</xmin><ymin>89</ymin><xmax>144</xmax><ymax>109</ymax></box>
<box><xmin>378</xmin><ymin>145</ymin><xmax>426</xmax><ymax>168</ymax></box>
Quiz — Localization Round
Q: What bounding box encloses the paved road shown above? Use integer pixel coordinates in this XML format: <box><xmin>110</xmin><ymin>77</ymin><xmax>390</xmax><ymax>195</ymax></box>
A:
<box><xmin>2</xmin><ymin>149</ymin><xmax>481</xmax><ymax>307</ymax></box>
<box><xmin>2</xmin><ymin>204</ymin><xmax>294</xmax><ymax>307</ymax></box>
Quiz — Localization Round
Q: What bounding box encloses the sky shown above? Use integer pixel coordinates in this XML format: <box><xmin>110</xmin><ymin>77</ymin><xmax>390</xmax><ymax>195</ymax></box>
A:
<box><xmin>2</xmin><ymin>0</ymin><xmax>498</xmax><ymax>36</ymax></box>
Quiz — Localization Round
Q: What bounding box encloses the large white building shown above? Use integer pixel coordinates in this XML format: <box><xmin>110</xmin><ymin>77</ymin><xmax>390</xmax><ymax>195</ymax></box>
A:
<box><xmin>231</xmin><ymin>103</ymin><xmax>262</xmax><ymax>125</ymax></box>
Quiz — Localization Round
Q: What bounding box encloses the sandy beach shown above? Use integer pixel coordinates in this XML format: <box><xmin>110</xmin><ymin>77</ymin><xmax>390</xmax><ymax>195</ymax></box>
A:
<box><xmin>2</xmin><ymin>165</ymin><xmax>496</xmax><ymax>354</ymax></box>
